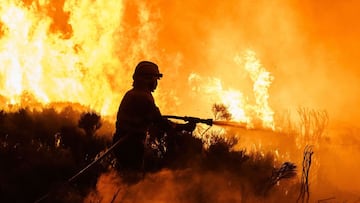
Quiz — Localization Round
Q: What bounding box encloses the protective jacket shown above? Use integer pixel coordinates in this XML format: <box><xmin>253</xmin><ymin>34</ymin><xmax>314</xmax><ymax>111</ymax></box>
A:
<box><xmin>113</xmin><ymin>86</ymin><xmax>171</xmax><ymax>171</ymax></box>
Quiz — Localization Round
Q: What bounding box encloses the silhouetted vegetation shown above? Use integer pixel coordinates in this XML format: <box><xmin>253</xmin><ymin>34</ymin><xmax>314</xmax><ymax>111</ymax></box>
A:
<box><xmin>0</xmin><ymin>106</ymin><xmax>297</xmax><ymax>203</ymax></box>
<box><xmin>212</xmin><ymin>103</ymin><xmax>232</xmax><ymax>120</ymax></box>
<box><xmin>0</xmin><ymin>107</ymin><xmax>110</xmax><ymax>203</ymax></box>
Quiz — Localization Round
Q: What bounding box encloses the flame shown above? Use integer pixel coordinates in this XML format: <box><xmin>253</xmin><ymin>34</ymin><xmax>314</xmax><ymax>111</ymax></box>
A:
<box><xmin>0</xmin><ymin>0</ymin><xmax>275</xmax><ymax>131</ymax></box>
<box><xmin>242</xmin><ymin>50</ymin><xmax>274</xmax><ymax>129</ymax></box>
<box><xmin>0</xmin><ymin>0</ymin><xmax>125</xmax><ymax>115</ymax></box>
<box><xmin>188</xmin><ymin>73</ymin><xmax>248</xmax><ymax>122</ymax></box>
<box><xmin>189</xmin><ymin>50</ymin><xmax>274</xmax><ymax>129</ymax></box>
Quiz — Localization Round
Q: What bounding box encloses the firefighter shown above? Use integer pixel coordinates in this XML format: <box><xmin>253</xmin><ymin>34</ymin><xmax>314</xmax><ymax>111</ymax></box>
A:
<box><xmin>113</xmin><ymin>61</ymin><xmax>195</xmax><ymax>183</ymax></box>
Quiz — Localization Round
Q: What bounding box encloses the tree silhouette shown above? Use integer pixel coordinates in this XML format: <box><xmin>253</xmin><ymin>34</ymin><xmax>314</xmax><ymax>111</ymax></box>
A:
<box><xmin>212</xmin><ymin>103</ymin><xmax>232</xmax><ymax>120</ymax></box>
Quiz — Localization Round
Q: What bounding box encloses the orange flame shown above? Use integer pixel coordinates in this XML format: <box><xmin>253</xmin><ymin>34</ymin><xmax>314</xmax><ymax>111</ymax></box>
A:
<box><xmin>0</xmin><ymin>0</ymin><xmax>125</xmax><ymax>115</ymax></box>
<box><xmin>189</xmin><ymin>50</ymin><xmax>274</xmax><ymax>129</ymax></box>
<box><xmin>0</xmin><ymin>1</ymin><xmax>274</xmax><ymax>129</ymax></box>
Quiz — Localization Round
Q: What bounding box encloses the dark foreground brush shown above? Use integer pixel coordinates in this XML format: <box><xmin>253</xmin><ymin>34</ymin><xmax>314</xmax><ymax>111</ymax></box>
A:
<box><xmin>263</xmin><ymin>162</ymin><xmax>297</xmax><ymax>195</ymax></box>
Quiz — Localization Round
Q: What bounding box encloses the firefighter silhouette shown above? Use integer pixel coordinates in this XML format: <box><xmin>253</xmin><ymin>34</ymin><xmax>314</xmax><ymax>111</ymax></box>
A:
<box><xmin>112</xmin><ymin>61</ymin><xmax>195</xmax><ymax>182</ymax></box>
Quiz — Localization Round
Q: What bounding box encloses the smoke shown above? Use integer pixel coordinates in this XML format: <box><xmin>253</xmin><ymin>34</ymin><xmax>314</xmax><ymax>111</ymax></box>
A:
<box><xmin>128</xmin><ymin>4</ymin><xmax>360</xmax><ymax>198</ymax></box>
<box><xmin>268</xmin><ymin>1</ymin><xmax>360</xmax><ymax>126</ymax></box>
<box><xmin>125</xmin><ymin>0</ymin><xmax>360</xmax><ymax>127</ymax></box>
<box><xmin>85</xmin><ymin>168</ymin><xmax>282</xmax><ymax>203</ymax></box>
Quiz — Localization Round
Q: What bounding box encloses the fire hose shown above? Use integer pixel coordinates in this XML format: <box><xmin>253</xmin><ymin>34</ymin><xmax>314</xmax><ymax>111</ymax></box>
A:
<box><xmin>34</xmin><ymin>135</ymin><xmax>129</xmax><ymax>203</ymax></box>
<box><xmin>163</xmin><ymin>115</ymin><xmax>249</xmax><ymax>129</ymax></box>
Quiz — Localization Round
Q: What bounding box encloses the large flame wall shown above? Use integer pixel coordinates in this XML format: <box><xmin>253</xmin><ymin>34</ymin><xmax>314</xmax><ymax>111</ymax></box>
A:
<box><xmin>1</xmin><ymin>0</ymin><xmax>359</xmax><ymax>125</ymax></box>
<box><xmin>0</xmin><ymin>0</ymin><xmax>127</xmax><ymax>115</ymax></box>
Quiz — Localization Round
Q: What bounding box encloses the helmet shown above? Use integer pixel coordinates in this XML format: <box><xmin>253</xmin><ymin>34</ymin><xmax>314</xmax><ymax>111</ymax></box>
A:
<box><xmin>133</xmin><ymin>61</ymin><xmax>163</xmax><ymax>80</ymax></box>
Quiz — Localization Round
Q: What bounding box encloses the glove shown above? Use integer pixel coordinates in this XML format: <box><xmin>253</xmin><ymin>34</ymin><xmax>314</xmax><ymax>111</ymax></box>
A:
<box><xmin>176</xmin><ymin>122</ymin><xmax>196</xmax><ymax>132</ymax></box>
